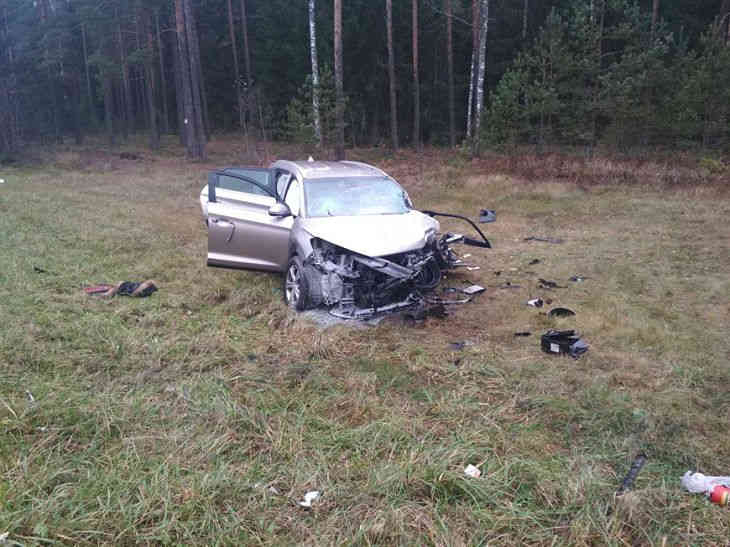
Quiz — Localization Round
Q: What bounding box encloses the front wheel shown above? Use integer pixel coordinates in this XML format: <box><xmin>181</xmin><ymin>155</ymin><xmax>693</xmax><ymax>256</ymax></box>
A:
<box><xmin>284</xmin><ymin>256</ymin><xmax>310</xmax><ymax>311</ymax></box>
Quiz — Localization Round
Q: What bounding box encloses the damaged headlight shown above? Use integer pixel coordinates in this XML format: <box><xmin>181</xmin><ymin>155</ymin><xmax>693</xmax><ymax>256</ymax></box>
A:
<box><xmin>424</xmin><ymin>228</ymin><xmax>437</xmax><ymax>246</ymax></box>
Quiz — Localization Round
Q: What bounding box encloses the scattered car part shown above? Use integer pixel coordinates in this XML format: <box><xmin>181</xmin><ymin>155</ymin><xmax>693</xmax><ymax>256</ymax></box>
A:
<box><xmin>462</xmin><ymin>284</ymin><xmax>486</xmax><ymax>295</ymax></box>
<box><xmin>421</xmin><ymin>210</ymin><xmax>492</xmax><ymax>248</ymax></box>
<box><xmin>540</xmin><ymin>330</ymin><xmax>588</xmax><ymax>358</ymax></box>
<box><xmin>616</xmin><ymin>453</ymin><xmax>648</xmax><ymax>496</ymax></box>
<box><xmin>538</xmin><ymin>278</ymin><xmax>567</xmax><ymax>289</ymax></box>
<box><xmin>570</xmin><ymin>275</ymin><xmax>590</xmax><ymax>282</ymax></box>
<box><xmin>528</xmin><ymin>258</ymin><xmax>541</xmax><ymax>265</ymax></box>
<box><xmin>527</xmin><ymin>298</ymin><xmax>544</xmax><ymax>308</ymax></box>
<box><xmin>548</xmin><ymin>307</ymin><xmax>576</xmax><ymax>317</ymax></box>
<box><xmin>478</xmin><ymin>209</ymin><xmax>496</xmax><ymax>223</ymax></box>
<box><xmin>524</xmin><ymin>236</ymin><xmax>564</xmax><ymax>244</ymax></box>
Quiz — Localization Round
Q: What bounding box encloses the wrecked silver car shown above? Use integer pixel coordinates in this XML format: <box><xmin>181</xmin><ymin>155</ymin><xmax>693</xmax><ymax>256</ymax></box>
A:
<box><xmin>201</xmin><ymin>160</ymin><xmax>492</xmax><ymax>319</ymax></box>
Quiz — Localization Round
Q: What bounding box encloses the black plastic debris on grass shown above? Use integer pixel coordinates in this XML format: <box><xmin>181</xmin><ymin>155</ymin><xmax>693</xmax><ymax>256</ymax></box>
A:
<box><xmin>538</xmin><ymin>278</ymin><xmax>567</xmax><ymax>289</ymax></box>
<box><xmin>514</xmin><ymin>331</ymin><xmax>531</xmax><ymax>337</ymax></box>
<box><xmin>33</xmin><ymin>266</ymin><xmax>48</xmax><ymax>274</ymax></box>
<box><xmin>528</xmin><ymin>258</ymin><xmax>541</xmax><ymax>265</ymax></box>
<box><xmin>524</xmin><ymin>236</ymin><xmax>564</xmax><ymax>244</ymax></box>
<box><xmin>548</xmin><ymin>307</ymin><xmax>576</xmax><ymax>318</ymax></box>
<box><xmin>616</xmin><ymin>453</ymin><xmax>648</xmax><ymax>496</ymax></box>
<box><xmin>608</xmin><ymin>453</ymin><xmax>649</xmax><ymax>516</ymax></box>
<box><xmin>527</xmin><ymin>298</ymin><xmax>544</xmax><ymax>308</ymax></box>
<box><xmin>540</xmin><ymin>329</ymin><xmax>588</xmax><ymax>358</ymax></box>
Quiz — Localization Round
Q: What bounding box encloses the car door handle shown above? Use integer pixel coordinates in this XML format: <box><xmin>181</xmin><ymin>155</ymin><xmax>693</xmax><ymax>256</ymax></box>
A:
<box><xmin>210</xmin><ymin>218</ymin><xmax>236</xmax><ymax>242</ymax></box>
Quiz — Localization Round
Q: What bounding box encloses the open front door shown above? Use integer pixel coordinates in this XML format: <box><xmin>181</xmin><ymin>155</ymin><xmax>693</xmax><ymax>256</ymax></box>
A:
<box><xmin>207</xmin><ymin>168</ymin><xmax>293</xmax><ymax>272</ymax></box>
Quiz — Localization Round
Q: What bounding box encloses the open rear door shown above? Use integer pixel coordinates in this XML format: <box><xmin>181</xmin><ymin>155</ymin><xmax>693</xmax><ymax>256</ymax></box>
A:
<box><xmin>206</xmin><ymin>168</ymin><xmax>293</xmax><ymax>272</ymax></box>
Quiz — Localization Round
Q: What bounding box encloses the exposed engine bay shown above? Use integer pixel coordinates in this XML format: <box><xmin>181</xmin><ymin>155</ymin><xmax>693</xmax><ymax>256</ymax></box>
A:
<box><xmin>299</xmin><ymin>211</ymin><xmax>492</xmax><ymax>319</ymax></box>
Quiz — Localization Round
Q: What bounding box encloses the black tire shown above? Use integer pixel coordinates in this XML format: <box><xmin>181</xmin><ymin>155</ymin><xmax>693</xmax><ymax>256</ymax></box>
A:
<box><xmin>283</xmin><ymin>255</ymin><xmax>310</xmax><ymax>311</ymax></box>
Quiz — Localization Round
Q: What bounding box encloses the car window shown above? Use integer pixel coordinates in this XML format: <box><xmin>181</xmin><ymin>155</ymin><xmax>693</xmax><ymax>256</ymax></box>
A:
<box><xmin>223</xmin><ymin>168</ymin><xmax>274</xmax><ymax>193</ymax></box>
<box><xmin>218</xmin><ymin>174</ymin><xmax>270</xmax><ymax>196</ymax></box>
<box><xmin>304</xmin><ymin>176</ymin><xmax>411</xmax><ymax>217</ymax></box>
<box><xmin>276</xmin><ymin>172</ymin><xmax>292</xmax><ymax>198</ymax></box>
<box><xmin>284</xmin><ymin>178</ymin><xmax>301</xmax><ymax>216</ymax></box>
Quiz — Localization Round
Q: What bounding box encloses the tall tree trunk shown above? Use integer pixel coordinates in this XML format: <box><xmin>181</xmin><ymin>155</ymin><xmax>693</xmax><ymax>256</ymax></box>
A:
<box><xmin>2</xmin><ymin>2</ymin><xmax>18</xmax><ymax>152</ymax></box>
<box><xmin>240</xmin><ymin>0</ymin><xmax>252</xmax><ymax>87</ymax></box>
<box><xmin>309</xmin><ymin>0</ymin><xmax>323</xmax><ymax>148</ymax></box>
<box><xmin>172</xmin><ymin>33</ymin><xmax>185</xmax><ymax>145</ymax></box>
<box><xmin>81</xmin><ymin>22</ymin><xmax>97</xmax><ymax>128</ymax></box>
<box><xmin>412</xmin><ymin>0</ymin><xmax>421</xmax><ymax>151</ymax></box>
<box><xmin>156</xmin><ymin>12</ymin><xmax>170</xmax><ymax>134</ymax></box>
<box><xmin>522</xmin><ymin>0</ymin><xmax>528</xmax><ymax>39</ymax></box>
<box><xmin>445</xmin><ymin>0</ymin><xmax>455</xmax><ymax>147</ymax></box>
<box><xmin>175</xmin><ymin>0</ymin><xmax>205</xmax><ymax>160</ymax></box>
<box><xmin>183</xmin><ymin>0</ymin><xmax>208</xmax><ymax>140</ymax></box>
<box><xmin>651</xmin><ymin>0</ymin><xmax>660</xmax><ymax>42</ymax></box>
<box><xmin>334</xmin><ymin>0</ymin><xmax>344</xmax><ymax>160</ymax></box>
<box><xmin>240</xmin><ymin>0</ymin><xmax>253</xmax><ymax>134</ymax></box>
<box><xmin>145</xmin><ymin>10</ymin><xmax>159</xmax><ymax>150</ymax></box>
<box><xmin>466</xmin><ymin>0</ymin><xmax>478</xmax><ymax>138</ymax></box>
<box><xmin>227</xmin><ymin>0</ymin><xmax>246</xmax><ymax>133</ymax></box>
<box><xmin>117</xmin><ymin>14</ymin><xmax>132</xmax><ymax>140</ymax></box>
<box><xmin>183</xmin><ymin>0</ymin><xmax>208</xmax><ymax>149</ymax></box>
<box><xmin>103</xmin><ymin>77</ymin><xmax>115</xmax><ymax>145</ymax></box>
<box><xmin>472</xmin><ymin>0</ymin><xmax>488</xmax><ymax>157</ymax></box>
<box><xmin>386</xmin><ymin>0</ymin><xmax>398</xmax><ymax>151</ymax></box>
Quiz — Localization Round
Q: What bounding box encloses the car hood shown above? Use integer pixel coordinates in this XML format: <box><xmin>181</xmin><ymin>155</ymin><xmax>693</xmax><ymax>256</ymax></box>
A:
<box><xmin>300</xmin><ymin>211</ymin><xmax>439</xmax><ymax>257</ymax></box>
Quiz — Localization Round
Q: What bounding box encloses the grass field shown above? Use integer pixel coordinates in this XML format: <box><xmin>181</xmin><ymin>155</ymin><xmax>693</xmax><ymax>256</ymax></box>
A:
<box><xmin>1</xmin><ymin>138</ymin><xmax>729</xmax><ymax>545</ymax></box>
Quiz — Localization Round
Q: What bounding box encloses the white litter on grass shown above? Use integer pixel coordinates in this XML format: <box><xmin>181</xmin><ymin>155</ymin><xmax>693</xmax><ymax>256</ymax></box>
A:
<box><xmin>681</xmin><ymin>471</ymin><xmax>730</xmax><ymax>494</ymax></box>
<box><xmin>298</xmin><ymin>490</ymin><xmax>320</xmax><ymax>507</ymax></box>
<box><xmin>0</xmin><ymin>532</ymin><xmax>8</xmax><ymax>543</ymax></box>
<box><xmin>0</xmin><ymin>179</ymin><xmax>5</xmax><ymax>184</ymax></box>
<box><xmin>464</xmin><ymin>464</ymin><xmax>481</xmax><ymax>478</ymax></box>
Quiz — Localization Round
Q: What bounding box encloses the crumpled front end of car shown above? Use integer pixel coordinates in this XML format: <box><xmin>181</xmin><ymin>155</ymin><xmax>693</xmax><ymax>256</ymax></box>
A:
<box><xmin>299</xmin><ymin>233</ymin><xmax>468</xmax><ymax>319</ymax></box>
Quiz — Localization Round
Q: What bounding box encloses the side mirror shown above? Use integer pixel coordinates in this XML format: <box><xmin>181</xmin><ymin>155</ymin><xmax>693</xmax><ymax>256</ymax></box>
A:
<box><xmin>268</xmin><ymin>202</ymin><xmax>292</xmax><ymax>217</ymax></box>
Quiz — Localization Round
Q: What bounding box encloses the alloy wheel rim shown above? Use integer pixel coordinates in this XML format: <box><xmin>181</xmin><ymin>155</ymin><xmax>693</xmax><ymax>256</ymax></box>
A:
<box><xmin>285</xmin><ymin>264</ymin><xmax>301</xmax><ymax>306</ymax></box>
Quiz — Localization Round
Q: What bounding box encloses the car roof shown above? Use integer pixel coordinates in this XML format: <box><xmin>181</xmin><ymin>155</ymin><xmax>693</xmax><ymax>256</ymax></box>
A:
<box><xmin>270</xmin><ymin>159</ymin><xmax>389</xmax><ymax>180</ymax></box>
